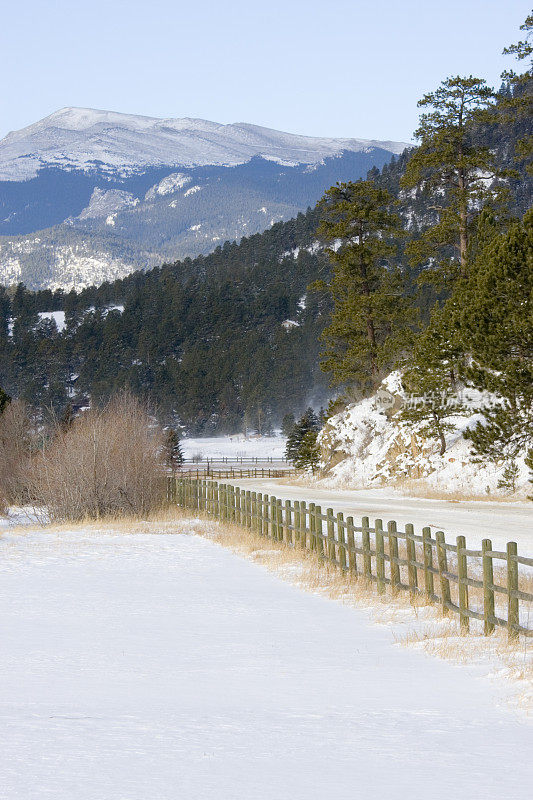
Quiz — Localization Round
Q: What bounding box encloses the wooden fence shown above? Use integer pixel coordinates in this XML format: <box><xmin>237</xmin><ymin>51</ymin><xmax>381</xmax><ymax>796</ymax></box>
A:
<box><xmin>176</xmin><ymin>467</ymin><xmax>295</xmax><ymax>479</ymax></box>
<box><xmin>171</xmin><ymin>477</ymin><xmax>533</xmax><ymax>641</ymax></box>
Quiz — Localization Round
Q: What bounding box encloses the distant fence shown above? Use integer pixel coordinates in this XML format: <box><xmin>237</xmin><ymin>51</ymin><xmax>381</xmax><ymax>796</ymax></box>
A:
<box><xmin>181</xmin><ymin>457</ymin><xmax>290</xmax><ymax>464</ymax></box>
<box><xmin>170</xmin><ymin>477</ymin><xmax>533</xmax><ymax>641</ymax></box>
<box><xmin>176</xmin><ymin>467</ymin><xmax>295</xmax><ymax>479</ymax></box>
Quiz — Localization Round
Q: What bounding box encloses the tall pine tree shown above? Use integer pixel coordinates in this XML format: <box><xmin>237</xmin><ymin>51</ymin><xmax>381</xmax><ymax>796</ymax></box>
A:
<box><xmin>314</xmin><ymin>180</ymin><xmax>413</xmax><ymax>393</ymax></box>
<box><xmin>401</xmin><ymin>76</ymin><xmax>504</xmax><ymax>284</ymax></box>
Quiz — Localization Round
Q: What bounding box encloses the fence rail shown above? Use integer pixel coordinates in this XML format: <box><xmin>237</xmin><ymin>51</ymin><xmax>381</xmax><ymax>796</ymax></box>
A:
<box><xmin>176</xmin><ymin>467</ymin><xmax>295</xmax><ymax>479</ymax></box>
<box><xmin>180</xmin><ymin>456</ymin><xmax>290</xmax><ymax>464</ymax></box>
<box><xmin>170</xmin><ymin>477</ymin><xmax>533</xmax><ymax>641</ymax></box>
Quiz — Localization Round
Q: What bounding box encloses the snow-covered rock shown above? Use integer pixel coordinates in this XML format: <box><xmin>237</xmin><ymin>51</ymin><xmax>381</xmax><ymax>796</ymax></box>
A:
<box><xmin>144</xmin><ymin>172</ymin><xmax>192</xmax><ymax>200</ymax></box>
<box><xmin>77</xmin><ymin>188</ymin><xmax>138</xmax><ymax>219</ymax></box>
<box><xmin>318</xmin><ymin>372</ymin><xmax>531</xmax><ymax>498</ymax></box>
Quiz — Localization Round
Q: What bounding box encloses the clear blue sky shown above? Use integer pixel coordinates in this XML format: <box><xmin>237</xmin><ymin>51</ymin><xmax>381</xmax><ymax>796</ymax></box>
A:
<box><xmin>2</xmin><ymin>0</ymin><xmax>529</xmax><ymax>143</ymax></box>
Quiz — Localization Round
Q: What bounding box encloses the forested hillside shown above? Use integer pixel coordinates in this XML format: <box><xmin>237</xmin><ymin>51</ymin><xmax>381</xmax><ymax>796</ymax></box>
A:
<box><xmin>0</xmin><ymin>55</ymin><xmax>531</xmax><ymax>436</ymax></box>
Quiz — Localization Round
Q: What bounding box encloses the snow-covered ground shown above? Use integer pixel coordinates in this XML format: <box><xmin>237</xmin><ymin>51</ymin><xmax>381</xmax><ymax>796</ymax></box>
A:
<box><xmin>181</xmin><ymin>434</ymin><xmax>286</xmax><ymax>461</ymax></box>
<box><xmin>0</xmin><ymin>520</ymin><xmax>532</xmax><ymax>799</ymax></box>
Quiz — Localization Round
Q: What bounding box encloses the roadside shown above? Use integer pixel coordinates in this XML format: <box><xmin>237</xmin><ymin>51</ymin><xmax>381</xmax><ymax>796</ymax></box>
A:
<box><xmin>229</xmin><ymin>478</ymin><xmax>533</xmax><ymax>552</ymax></box>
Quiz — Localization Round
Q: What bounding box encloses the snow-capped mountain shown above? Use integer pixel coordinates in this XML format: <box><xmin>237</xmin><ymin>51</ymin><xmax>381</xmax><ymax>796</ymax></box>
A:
<box><xmin>0</xmin><ymin>108</ymin><xmax>409</xmax><ymax>290</ymax></box>
<box><xmin>0</xmin><ymin>107</ymin><xmax>408</xmax><ymax>181</ymax></box>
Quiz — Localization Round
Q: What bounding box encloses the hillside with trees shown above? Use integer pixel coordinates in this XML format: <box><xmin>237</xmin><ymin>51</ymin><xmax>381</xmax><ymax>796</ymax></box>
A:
<box><xmin>0</xmin><ymin>16</ymin><xmax>531</xmax><ymax>448</ymax></box>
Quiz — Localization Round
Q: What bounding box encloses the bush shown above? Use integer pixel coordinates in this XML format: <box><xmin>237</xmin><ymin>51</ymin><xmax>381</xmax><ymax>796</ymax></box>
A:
<box><xmin>26</xmin><ymin>393</ymin><xmax>164</xmax><ymax>521</ymax></box>
<box><xmin>0</xmin><ymin>399</ymin><xmax>35</xmax><ymax>511</ymax></box>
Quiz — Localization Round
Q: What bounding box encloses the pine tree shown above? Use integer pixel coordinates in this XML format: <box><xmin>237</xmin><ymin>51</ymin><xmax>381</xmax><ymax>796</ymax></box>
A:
<box><xmin>401</xmin><ymin>76</ymin><xmax>504</xmax><ymax>284</ymax></box>
<box><xmin>315</xmin><ymin>180</ymin><xmax>413</xmax><ymax>393</ymax></box>
<box><xmin>400</xmin><ymin>309</ymin><xmax>463</xmax><ymax>455</ymax></box>
<box><xmin>0</xmin><ymin>386</ymin><xmax>10</xmax><ymax>416</ymax></box>
<box><xmin>294</xmin><ymin>429</ymin><xmax>320</xmax><ymax>473</ymax></box>
<box><xmin>460</xmin><ymin>210</ymin><xmax>533</xmax><ymax>461</ymax></box>
<box><xmin>281</xmin><ymin>413</ymin><xmax>295</xmax><ymax>438</ymax></box>
<box><xmin>285</xmin><ymin>408</ymin><xmax>320</xmax><ymax>462</ymax></box>
<box><xmin>501</xmin><ymin>13</ymin><xmax>533</xmax><ymax>172</ymax></box>
<box><xmin>163</xmin><ymin>428</ymin><xmax>184</xmax><ymax>472</ymax></box>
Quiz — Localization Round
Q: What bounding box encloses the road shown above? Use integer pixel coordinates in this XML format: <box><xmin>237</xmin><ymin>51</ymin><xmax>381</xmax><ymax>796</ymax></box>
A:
<box><xmin>231</xmin><ymin>478</ymin><xmax>533</xmax><ymax>552</ymax></box>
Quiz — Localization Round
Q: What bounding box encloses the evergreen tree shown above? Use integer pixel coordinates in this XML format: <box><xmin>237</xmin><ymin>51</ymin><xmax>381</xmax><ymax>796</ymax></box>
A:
<box><xmin>163</xmin><ymin>428</ymin><xmax>184</xmax><ymax>472</ymax></box>
<box><xmin>401</xmin><ymin>76</ymin><xmax>504</xmax><ymax>284</ymax></box>
<box><xmin>0</xmin><ymin>386</ymin><xmax>10</xmax><ymax>415</ymax></box>
<box><xmin>400</xmin><ymin>310</ymin><xmax>463</xmax><ymax>455</ymax></box>
<box><xmin>294</xmin><ymin>429</ymin><xmax>320</xmax><ymax>473</ymax></box>
<box><xmin>315</xmin><ymin>180</ymin><xmax>413</xmax><ymax>393</ymax></box>
<box><xmin>285</xmin><ymin>407</ymin><xmax>320</xmax><ymax>462</ymax></box>
<box><xmin>281</xmin><ymin>413</ymin><xmax>296</xmax><ymax>438</ymax></box>
<box><xmin>501</xmin><ymin>13</ymin><xmax>533</xmax><ymax>172</ymax></box>
<box><xmin>459</xmin><ymin>210</ymin><xmax>532</xmax><ymax>461</ymax></box>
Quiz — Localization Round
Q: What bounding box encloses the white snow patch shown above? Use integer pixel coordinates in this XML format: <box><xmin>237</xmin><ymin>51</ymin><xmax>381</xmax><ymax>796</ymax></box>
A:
<box><xmin>38</xmin><ymin>311</ymin><xmax>66</xmax><ymax>332</ymax></box>
<box><xmin>0</xmin><ymin>523</ymin><xmax>531</xmax><ymax>797</ymax></box>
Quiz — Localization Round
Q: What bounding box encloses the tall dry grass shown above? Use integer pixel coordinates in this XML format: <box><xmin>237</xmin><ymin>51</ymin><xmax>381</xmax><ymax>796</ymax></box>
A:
<box><xmin>26</xmin><ymin>393</ymin><xmax>164</xmax><ymax>521</ymax></box>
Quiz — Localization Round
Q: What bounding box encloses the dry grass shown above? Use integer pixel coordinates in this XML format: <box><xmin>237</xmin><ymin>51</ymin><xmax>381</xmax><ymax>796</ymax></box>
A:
<box><xmin>275</xmin><ymin>474</ymin><xmax>530</xmax><ymax>502</ymax></box>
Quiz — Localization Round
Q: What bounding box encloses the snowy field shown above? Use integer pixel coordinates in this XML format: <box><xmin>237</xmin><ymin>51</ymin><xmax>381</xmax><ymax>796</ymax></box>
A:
<box><xmin>0</xmin><ymin>520</ymin><xmax>532</xmax><ymax>799</ymax></box>
<box><xmin>181</xmin><ymin>434</ymin><xmax>286</xmax><ymax>461</ymax></box>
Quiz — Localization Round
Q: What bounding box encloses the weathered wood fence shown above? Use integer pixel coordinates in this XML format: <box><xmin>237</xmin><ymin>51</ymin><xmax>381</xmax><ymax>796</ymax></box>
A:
<box><xmin>170</xmin><ymin>477</ymin><xmax>533</xmax><ymax>641</ymax></box>
<box><xmin>176</xmin><ymin>467</ymin><xmax>295</xmax><ymax>479</ymax></box>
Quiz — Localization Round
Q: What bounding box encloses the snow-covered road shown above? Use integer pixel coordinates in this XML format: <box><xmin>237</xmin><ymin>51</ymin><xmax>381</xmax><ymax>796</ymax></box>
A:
<box><xmin>232</xmin><ymin>479</ymin><xmax>533</xmax><ymax>552</ymax></box>
<box><xmin>0</xmin><ymin>524</ymin><xmax>531</xmax><ymax>799</ymax></box>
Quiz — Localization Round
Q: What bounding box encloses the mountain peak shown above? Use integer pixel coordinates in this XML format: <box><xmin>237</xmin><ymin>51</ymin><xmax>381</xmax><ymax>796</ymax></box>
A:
<box><xmin>0</xmin><ymin>108</ymin><xmax>409</xmax><ymax>181</ymax></box>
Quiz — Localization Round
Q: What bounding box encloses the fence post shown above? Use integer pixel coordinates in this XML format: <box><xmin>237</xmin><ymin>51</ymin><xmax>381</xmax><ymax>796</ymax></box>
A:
<box><xmin>387</xmin><ymin>521</ymin><xmax>399</xmax><ymax>592</ymax></box>
<box><xmin>245</xmin><ymin>491</ymin><xmax>251</xmax><ymax>529</ymax></box>
<box><xmin>456</xmin><ymin>535</ymin><xmax>469</xmax><ymax>634</ymax></box>
<box><xmin>251</xmin><ymin>492</ymin><xmax>257</xmax><ymax>532</ymax></box>
<box><xmin>326</xmin><ymin>508</ymin><xmax>335</xmax><ymax>563</ymax></box>
<box><xmin>234</xmin><ymin>487</ymin><xmax>240</xmax><ymax>525</ymax></box>
<box><xmin>213</xmin><ymin>481</ymin><xmax>219</xmax><ymax>517</ymax></box>
<box><xmin>346</xmin><ymin>516</ymin><xmax>356</xmax><ymax>574</ymax></box>
<box><xmin>270</xmin><ymin>496</ymin><xmax>277</xmax><ymax>539</ymax></box>
<box><xmin>285</xmin><ymin>500</ymin><xmax>292</xmax><ymax>545</ymax></box>
<box><xmin>315</xmin><ymin>506</ymin><xmax>324</xmax><ymax>558</ymax></box>
<box><xmin>405</xmin><ymin>523</ymin><xmax>418</xmax><ymax>601</ymax></box>
<box><xmin>375</xmin><ymin>519</ymin><xmax>385</xmax><ymax>595</ymax></box>
<box><xmin>294</xmin><ymin>501</ymin><xmax>300</xmax><ymax>546</ymax></box>
<box><xmin>507</xmin><ymin>541</ymin><xmax>519</xmax><ymax>642</ymax></box>
<box><xmin>309</xmin><ymin>503</ymin><xmax>316</xmax><ymax>551</ymax></box>
<box><xmin>256</xmin><ymin>493</ymin><xmax>263</xmax><ymax>535</ymax></box>
<box><xmin>482</xmin><ymin>538</ymin><xmax>495</xmax><ymax>636</ymax></box>
<box><xmin>361</xmin><ymin>517</ymin><xmax>372</xmax><ymax>581</ymax></box>
<box><xmin>277</xmin><ymin>499</ymin><xmax>283</xmax><ymax>542</ymax></box>
<box><xmin>230</xmin><ymin>485</ymin><xmax>236</xmax><ymax>523</ymax></box>
<box><xmin>300</xmin><ymin>501</ymin><xmax>307</xmax><ymax>549</ymax></box>
<box><xmin>435</xmin><ymin>531</ymin><xmax>451</xmax><ymax>616</ymax></box>
<box><xmin>337</xmin><ymin>512</ymin><xmax>346</xmax><ymax>570</ymax></box>
<box><xmin>422</xmin><ymin>527</ymin><xmax>434</xmax><ymax>599</ymax></box>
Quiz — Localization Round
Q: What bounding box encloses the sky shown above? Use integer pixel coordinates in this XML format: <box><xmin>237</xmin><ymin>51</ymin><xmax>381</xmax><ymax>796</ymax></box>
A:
<box><xmin>1</xmin><ymin>0</ymin><xmax>530</xmax><ymax>144</ymax></box>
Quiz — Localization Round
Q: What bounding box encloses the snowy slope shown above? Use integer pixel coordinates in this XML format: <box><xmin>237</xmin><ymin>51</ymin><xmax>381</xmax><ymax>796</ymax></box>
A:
<box><xmin>0</xmin><ymin>107</ymin><xmax>409</xmax><ymax>181</ymax></box>
<box><xmin>0</xmin><ymin>523</ymin><xmax>531</xmax><ymax>799</ymax></box>
<box><xmin>318</xmin><ymin>371</ymin><xmax>532</xmax><ymax>499</ymax></box>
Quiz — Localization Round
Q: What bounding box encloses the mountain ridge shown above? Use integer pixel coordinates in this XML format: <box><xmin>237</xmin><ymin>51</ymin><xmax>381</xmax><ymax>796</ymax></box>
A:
<box><xmin>0</xmin><ymin>107</ymin><xmax>409</xmax><ymax>181</ymax></box>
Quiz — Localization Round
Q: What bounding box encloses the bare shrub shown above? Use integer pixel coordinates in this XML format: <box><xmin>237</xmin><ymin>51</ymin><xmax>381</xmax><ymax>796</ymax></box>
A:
<box><xmin>26</xmin><ymin>393</ymin><xmax>164</xmax><ymax>521</ymax></box>
<box><xmin>0</xmin><ymin>400</ymin><xmax>36</xmax><ymax>510</ymax></box>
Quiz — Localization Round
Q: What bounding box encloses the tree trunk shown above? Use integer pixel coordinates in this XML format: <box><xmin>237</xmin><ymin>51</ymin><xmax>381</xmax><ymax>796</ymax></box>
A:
<box><xmin>433</xmin><ymin>410</ymin><xmax>446</xmax><ymax>456</ymax></box>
